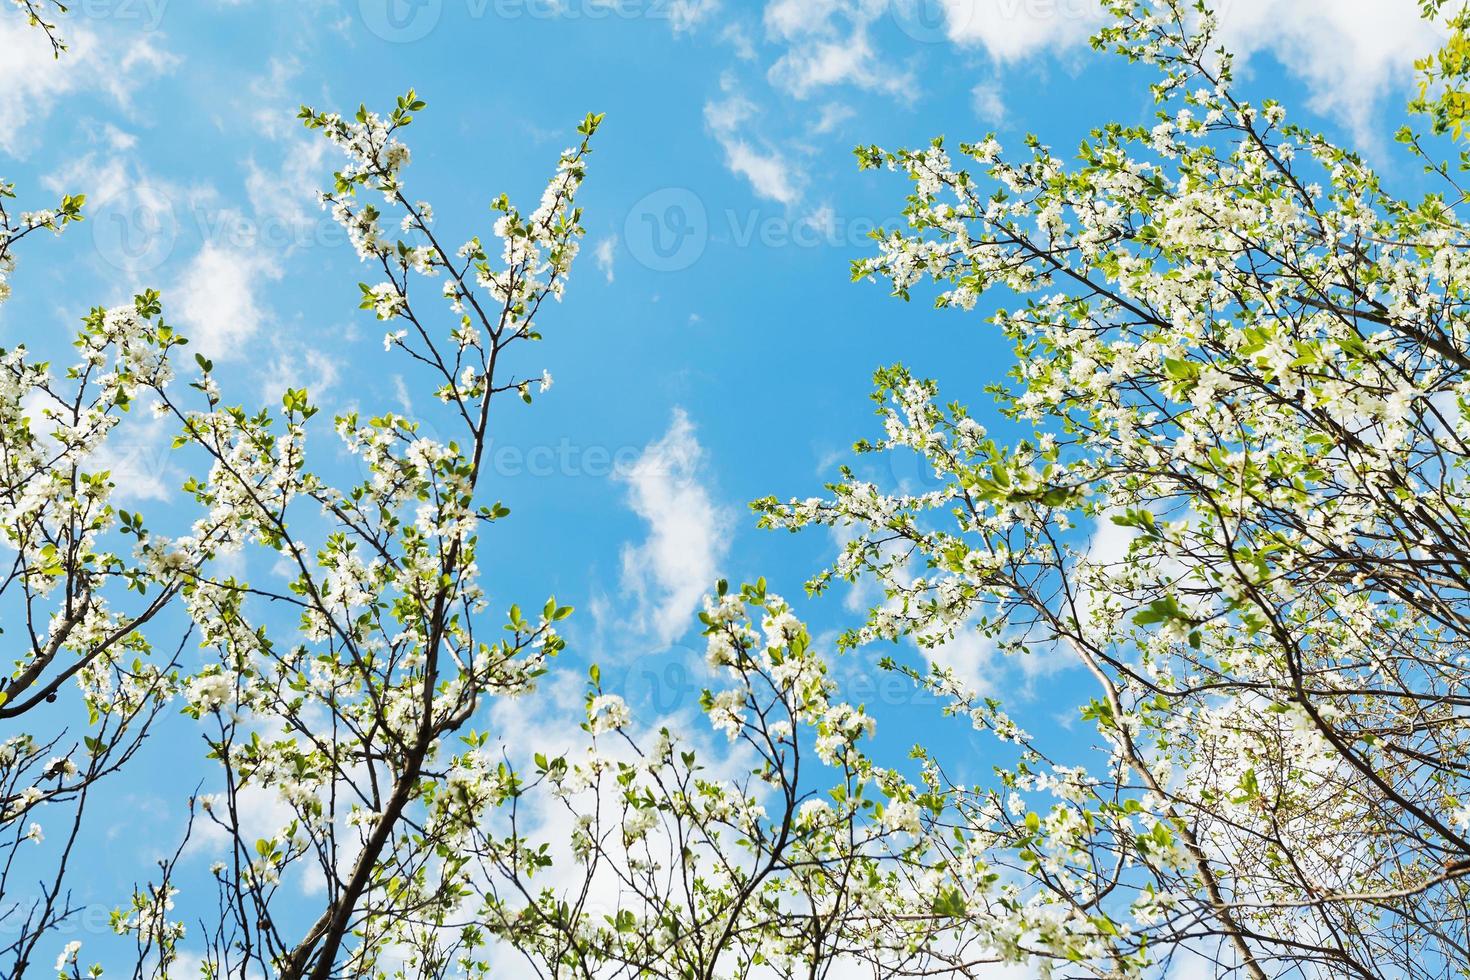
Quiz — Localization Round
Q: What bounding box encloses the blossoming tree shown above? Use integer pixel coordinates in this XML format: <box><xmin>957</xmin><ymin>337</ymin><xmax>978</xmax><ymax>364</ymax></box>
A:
<box><xmin>123</xmin><ymin>95</ymin><xmax>601</xmax><ymax>979</ymax></box>
<box><xmin>136</xmin><ymin>95</ymin><xmax>943</xmax><ymax>980</ymax></box>
<box><xmin>10</xmin><ymin>1</ymin><xmax>1470</xmax><ymax>978</ymax></box>
<box><xmin>752</xmin><ymin>2</ymin><xmax>1470</xmax><ymax>976</ymax></box>
<box><xmin>1</xmin><ymin>43</ymin><xmax>221</xmax><ymax>975</ymax></box>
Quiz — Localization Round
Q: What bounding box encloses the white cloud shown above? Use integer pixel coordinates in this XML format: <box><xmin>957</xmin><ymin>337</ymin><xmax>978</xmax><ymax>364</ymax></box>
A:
<box><xmin>617</xmin><ymin>409</ymin><xmax>732</xmax><ymax>647</ymax></box>
<box><xmin>238</xmin><ymin>59</ymin><xmax>333</xmax><ymax>250</ymax></box>
<box><xmin>42</xmin><ymin>150</ymin><xmax>132</xmax><ymax>207</ymax></box>
<box><xmin>803</xmin><ymin>204</ymin><xmax>837</xmax><ymax>237</ymax></box>
<box><xmin>594</xmin><ymin>234</ymin><xmax>618</xmax><ymax>283</ymax></box>
<box><xmin>935</xmin><ymin>0</ymin><xmax>1103</xmax><ymax>61</ymax></box>
<box><xmin>1216</xmin><ymin>0</ymin><xmax>1443</xmax><ymax>138</ymax></box>
<box><xmin>971</xmin><ymin>80</ymin><xmax>1006</xmax><ymax>125</ymax></box>
<box><xmin>722</xmin><ymin>140</ymin><xmax>802</xmax><ymax>204</ymax></box>
<box><xmin>100</xmin><ymin>123</ymin><xmax>138</xmax><ymax>151</ymax></box>
<box><xmin>0</xmin><ymin>17</ymin><xmax>176</xmax><ymax>157</ymax></box>
<box><xmin>720</xmin><ymin>20</ymin><xmax>759</xmax><ymax>60</ymax></box>
<box><xmin>242</xmin><ymin>129</ymin><xmax>330</xmax><ymax>243</ymax></box>
<box><xmin>703</xmin><ymin>82</ymin><xmax>758</xmax><ymax>133</ymax></box>
<box><xmin>705</xmin><ymin>81</ymin><xmax>804</xmax><ymax>204</ymax></box>
<box><xmin>258</xmin><ymin>344</ymin><xmax>339</xmax><ymax>405</ymax></box>
<box><xmin>933</xmin><ymin>0</ymin><xmax>1440</xmax><ymax>135</ymax></box>
<box><xmin>391</xmin><ymin>374</ymin><xmax>414</xmax><ymax>414</ymax></box>
<box><xmin>813</xmin><ymin>102</ymin><xmax>856</xmax><ymax>134</ymax></box>
<box><xmin>165</xmin><ymin>953</ymin><xmax>211</xmax><ymax>980</ymax></box>
<box><xmin>764</xmin><ymin>0</ymin><xmax>913</xmax><ymax>99</ymax></box>
<box><xmin>767</xmin><ymin>33</ymin><xmax>899</xmax><ymax>98</ymax></box>
<box><xmin>171</xmin><ymin>241</ymin><xmax>282</xmax><ymax>361</ymax></box>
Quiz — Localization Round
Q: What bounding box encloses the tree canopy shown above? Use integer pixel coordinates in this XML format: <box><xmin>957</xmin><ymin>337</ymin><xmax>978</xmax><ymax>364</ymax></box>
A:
<box><xmin>3</xmin><ymin>1</ymin><xmax>1470</xmax><ymax>978</ymax></box>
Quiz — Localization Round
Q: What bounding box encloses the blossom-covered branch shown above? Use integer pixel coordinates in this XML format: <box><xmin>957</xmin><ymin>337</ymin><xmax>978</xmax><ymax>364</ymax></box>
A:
<box><xmin>7</xmin><ymin>0</ymin><xmax>68</xmax><ymax>57</ymax></box>
<box><xmin>125</xmin><ymin>93</ymin><xmax>604</xmax><ymax>980</ymax></box>
<box><xmin>754</xmin><ymin>1</ymin><xmax>1470</xmax><ymax>975</ymax></box>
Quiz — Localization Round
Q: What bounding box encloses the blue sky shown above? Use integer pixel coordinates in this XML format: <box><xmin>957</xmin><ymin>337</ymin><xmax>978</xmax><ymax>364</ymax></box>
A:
<box><xmin>0</xmin><ymin>0</ymin><xmax>1454</xmax><ymax>968</ymax></box>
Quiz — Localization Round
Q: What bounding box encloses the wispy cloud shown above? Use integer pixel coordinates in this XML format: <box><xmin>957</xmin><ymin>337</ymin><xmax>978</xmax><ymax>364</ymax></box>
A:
<box><xmin>705</xmin><ymin>78</ymin><xmax>803</xmax><ymax>204</ymax></box>
<box><xmin>594</xmin><ymin>234</ymin><xmax>618</xmax><ymax>283</ymax></box>
<box><xmin>172</xmin><ymin>241</ymin><xmax>282</xmax><ymax>361</ymax></box>
<box><xmin>617</xmin><ymin>409</ymin><xmax>732</xmax><ymax>647</ymax></box>
<box><xmin>764</xmin><ymin>0</ymin><xmax>913</xmax><ymax>99</ymax></box>
<box><xmin>0</xmin><ymin>16</ymin><xmax>176</xmax><ymax>157</ymax></box>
